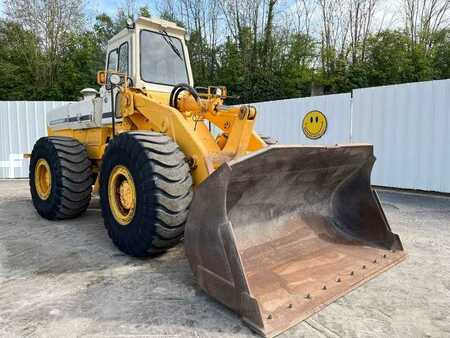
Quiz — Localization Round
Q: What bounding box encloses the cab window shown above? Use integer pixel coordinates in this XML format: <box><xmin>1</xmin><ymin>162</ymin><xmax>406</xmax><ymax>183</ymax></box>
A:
<box><xmin>118</xmin><ymin>42</ymin><xmax>129</xmax><ymax>74</ymax></box>
<box><xmin>140</xmin><ymin>30</ymin><xmax>188</xmax><ymax>86</ymax></box>
<box><xmin>107</xmin><ymin>49</ymin><xmax>118</xmax><ymax>71</ymax></box>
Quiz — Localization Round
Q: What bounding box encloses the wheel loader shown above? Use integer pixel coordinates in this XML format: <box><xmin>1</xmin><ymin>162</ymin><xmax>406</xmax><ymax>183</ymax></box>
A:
<box><xmin>29</xmin><ymin>17</ymin><xmax>406</xmax><ymax>337</ymax></box>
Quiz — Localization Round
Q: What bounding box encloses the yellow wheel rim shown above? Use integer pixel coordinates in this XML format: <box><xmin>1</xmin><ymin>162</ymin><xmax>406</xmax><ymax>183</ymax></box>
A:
<box><xmin>108</xmin><ymin>165</ymin><xmax>137</xmax><ymax>225</ymax></box>
<box><xmin>35</xmin><ymin>159</ymin><xmax>52</xmax><ymax>200</ymax></box>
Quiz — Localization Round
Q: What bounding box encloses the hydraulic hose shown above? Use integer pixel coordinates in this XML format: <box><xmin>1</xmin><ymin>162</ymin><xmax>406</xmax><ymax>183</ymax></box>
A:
<box><xmin>169</xmin><ymin>83</ymin><xmax>199</xmax><ymax>109</ymax></box>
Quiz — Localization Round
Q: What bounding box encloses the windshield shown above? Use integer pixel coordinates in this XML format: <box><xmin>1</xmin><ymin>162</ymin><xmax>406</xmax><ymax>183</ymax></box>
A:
<box><xmin>140</xmin><ymin>30</ymin><xmax>189</xmax><ymax>86</ymax></box>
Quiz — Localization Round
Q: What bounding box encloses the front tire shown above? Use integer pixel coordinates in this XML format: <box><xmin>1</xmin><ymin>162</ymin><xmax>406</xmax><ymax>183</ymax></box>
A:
<box><xmin>99</xmin><ymin>132</ymin><xmax>193</xmax><ymax>257</ymax></box>
<box><xmin>29</xmin><ymin>137</ymin><xmax>93</xmax><ymax>220</ymax></box>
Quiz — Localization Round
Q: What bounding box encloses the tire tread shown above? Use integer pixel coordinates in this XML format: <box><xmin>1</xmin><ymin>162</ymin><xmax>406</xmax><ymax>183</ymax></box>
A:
<box><xmin>29</xmin><ymin>136</ymin><xmax>92</xmax><ymax>220</ymax></box>
<box><xmin>100</xmin><ymin>131</ymin><xmax>193</xmax><ymax>257</ymax></box>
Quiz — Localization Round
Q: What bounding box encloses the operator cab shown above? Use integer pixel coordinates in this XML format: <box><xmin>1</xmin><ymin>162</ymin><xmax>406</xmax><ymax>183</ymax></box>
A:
<box><xmin>105</xmin><ymin>17</ymin><xmax>193</xmax><ymax>92</ymax></box>
<box><xmin>47</xmin><ymin>17</ymin><xmax>194</xmax><ymax>131</ymax></box>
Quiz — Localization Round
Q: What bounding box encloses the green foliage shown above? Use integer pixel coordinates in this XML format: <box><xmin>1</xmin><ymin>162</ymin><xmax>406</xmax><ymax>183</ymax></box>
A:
<box><xmin>57</xmin><ymin>32</ymin><xmax>104</xmax><ymax>100</ymax></box>
<box><xmin>93</xmin><ymin>14</ymin><xmax>117</xmax><ymax>46</ymax></box>
<box><xmin>139</xmin><ymin>6</ymin><xmax>151</xmax><ymax>18</ymax></box>
<box><xmin>188</xmin><ymin>30</ymin><xmax>211</xmax><ymax>87</ymax></box>
<box><xmin>0</xmin><ymin>21</ymin><xmax>45</xmax><ymax>100</ymax></box>
<box><xmin>0</xmin><ymin>14</ymin><xmax>110</xmax><ymax>100</ymax></box>
<box><xmin>0</xmin><ymin>11</ymin><xmax>449</xmax><ymax>102</ymax></box>
<box><xmin>279</xmin><ymin>33</ymin><xmax>316</xmax><ymax>98</ymax></box>
<box><xmin>431</xmin><ymin>29</ymin><xmax>450</xmax><ymax>79</ymax></box>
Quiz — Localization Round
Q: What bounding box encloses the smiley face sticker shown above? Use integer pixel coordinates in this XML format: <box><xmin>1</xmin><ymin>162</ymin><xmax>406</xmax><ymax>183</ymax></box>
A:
<box><xmin>302</xmin><ymin>110</ymin><xmax>327</xmax><ymax>140</ymax></box>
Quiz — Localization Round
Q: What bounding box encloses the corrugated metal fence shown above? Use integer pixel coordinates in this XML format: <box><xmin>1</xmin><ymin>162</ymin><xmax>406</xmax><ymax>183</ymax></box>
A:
<box><xmin>1</xmin><ymin>79</ymin><xmax>449</xmax><ymax>193</ymax></box>
<box><xmin>0</xmin><ymin>101</ymin><xmax>70</xmax><ymax>178</ymax></box>
<box><xmin>254</xmin><ymin>79</ymin><xmax>450</xmax><ymax>193</ymax></box>
<box><xmin>253</xmin><ymin>93</ymin><xmax>351</xmax><ymax>145</ymax></box>
<box><xmin>352</xmin><ymin>79</ymin><xmax>450</xmax><ymax>192</ymax></box>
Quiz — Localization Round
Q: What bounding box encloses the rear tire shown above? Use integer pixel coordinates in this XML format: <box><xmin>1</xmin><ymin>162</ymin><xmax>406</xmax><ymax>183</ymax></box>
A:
<box><xmin>99</xmin><ymin>132</ymin><xmax>193</xmax><ymax>257</ymax></box>
<box><xmin>29</xmin><ymin>137</ymin><xmax>93</xmax><ymax>220</ymax></box>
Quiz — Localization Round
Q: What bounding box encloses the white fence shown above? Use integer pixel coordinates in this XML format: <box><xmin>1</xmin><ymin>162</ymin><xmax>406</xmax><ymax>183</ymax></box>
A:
<box><xmin>1</xmin><ymin>79</ymin><xmax>449</xmax><ymax>194</ymax></box>
<box><xmin>0</xmin><ymin>101</ymin><xmax>70</xmax><ymax>178</ymax></box>
<box><xmin>253</xmin><ymin>93</ymin><xmax>351</xmax><ymax>145</ymax></box>
<box><xmin>352</xmin><ymin>79</ymin><xmax>450</xmax><ymax>192</ymax></box>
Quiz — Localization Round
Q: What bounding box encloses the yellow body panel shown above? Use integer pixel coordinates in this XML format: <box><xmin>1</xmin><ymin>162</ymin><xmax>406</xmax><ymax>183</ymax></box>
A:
<box><xmin>48</xmin><ymin>127</ymin><xmax>111</xmax><ymax>161</ymax></box>
<box><xmin>147</xmin><ymin>90</ymin><xmax>171</xmax><ymax>105</ymax></box>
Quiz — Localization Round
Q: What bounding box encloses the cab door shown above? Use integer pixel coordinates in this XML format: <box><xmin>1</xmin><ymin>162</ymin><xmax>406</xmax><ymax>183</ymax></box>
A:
<box><xmin>101</xmin><ymin>41</ymin><xmax>130</xmax><ymax>124</ymax></box>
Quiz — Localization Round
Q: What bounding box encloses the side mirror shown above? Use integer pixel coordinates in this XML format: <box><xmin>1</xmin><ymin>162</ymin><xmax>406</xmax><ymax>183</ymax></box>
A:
<box><xmin>97</xmin><ymin>71</ymin><xmax>107</xmax><ymax>86</ymax></box>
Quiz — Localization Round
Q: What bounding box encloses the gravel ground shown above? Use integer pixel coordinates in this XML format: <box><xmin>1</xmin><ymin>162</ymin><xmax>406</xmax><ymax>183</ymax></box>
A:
<box><xmin>0</xmin><ymin>180</ymin><xmax>449</xmax><ymax>338</ymax></box>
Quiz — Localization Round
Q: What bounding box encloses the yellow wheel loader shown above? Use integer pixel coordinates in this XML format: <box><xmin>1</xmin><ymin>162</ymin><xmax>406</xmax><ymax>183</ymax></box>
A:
<box><xmin>29</xmin><ymin>17</ymin><xmax>406</xmax><ymax>337</ymax></box>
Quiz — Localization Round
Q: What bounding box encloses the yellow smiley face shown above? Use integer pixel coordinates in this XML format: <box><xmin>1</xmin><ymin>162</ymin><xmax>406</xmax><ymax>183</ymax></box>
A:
<box><xmin>302</xmin><ymin>110</ymin><xmax>327</xmax><ymax>140</ymax></box>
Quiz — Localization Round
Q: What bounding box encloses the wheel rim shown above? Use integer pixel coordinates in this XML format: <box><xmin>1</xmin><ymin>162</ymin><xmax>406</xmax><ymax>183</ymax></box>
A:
<box><xmin>35</xmin><ymin>159</ymin><xmax>52</xmax><ymax>200</ymax></box>
<box><xmin>108</xmin><ymin>165</ymin><xmax>136</xmax><ymax>225</ymax></box>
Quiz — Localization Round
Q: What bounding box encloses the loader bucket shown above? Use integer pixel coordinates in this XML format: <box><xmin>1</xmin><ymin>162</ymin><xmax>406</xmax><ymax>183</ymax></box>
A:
<box><xmin>184</xmin><ymin>144</ymin><xmax>406</xmax><ymax>337</ymax></box>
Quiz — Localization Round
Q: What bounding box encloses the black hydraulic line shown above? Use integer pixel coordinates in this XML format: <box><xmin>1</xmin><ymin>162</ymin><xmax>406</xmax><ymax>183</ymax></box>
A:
<box><xmin>110</xmin><ymin>88</ymin><xmax>115</xmax><ymax>137</ymax></box>
<box><xmin>169</xmin><ymin>83</ymin><xmax>199</xmax><ymax>109</ymax></box>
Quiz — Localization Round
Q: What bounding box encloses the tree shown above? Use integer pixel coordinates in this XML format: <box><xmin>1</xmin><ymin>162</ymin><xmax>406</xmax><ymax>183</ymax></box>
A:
<box><xmin>0</xmin><ymin>0</ymin><xmax>449</xmax><ymax>102</ymax></box>
<box><xmin>364</xmin><ymin>31</ymin><xmax>415</xmax><ymax>86</ymax></box>
<box><xmin>0</xmin><ymin>21</ymin><xmax>44</xmax><ymax>99</ymax></box>
<box><xmin>403</xmin><ymin>0</ymin><xmax>450</xmax><ymax>52</ymax></box>
<box><xmin>139</xmin><ymin>6</ymin><xmax>152</xmax><ymax>18</ymax></box>
<box><xmin>4</xmin><ymin>0</ymin><xmax>85</xmax><ymax>89</ymax></box>
<box><xmin>432</xmin><ymin>29</ymin><xmax>450</xmax><ymax>78</ymax></box>
<box><xmin>348</xmin><ymin>0</ymin><xmax>378</xmax><ymax>64</ymax></box>
<box><xmin>280</xmin><ymin>33</ymin><xmax>316</xmax><ymax>98</ymax></box>
<box><xmin>57</xmin><ymin>32</ymin><xmax>104</xmax><ymax>100</ymax></box>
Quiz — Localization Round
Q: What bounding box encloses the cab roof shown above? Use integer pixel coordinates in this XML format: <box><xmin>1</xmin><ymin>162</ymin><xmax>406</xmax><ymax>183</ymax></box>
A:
<box><xmin>136</xmin><ymin>17</ymin><xmax>186</xmax><ymax>34</ymax></box>
<box><xmin>108</xmin><ymin>16</ymin><xmax>186</xmax><ymax>45</ymax></box>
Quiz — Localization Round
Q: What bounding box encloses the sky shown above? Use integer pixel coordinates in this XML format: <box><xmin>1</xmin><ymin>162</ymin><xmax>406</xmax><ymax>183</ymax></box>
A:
<box><xmin>85</xmin><ymin>0</ymin><xmax>405</xmax><ymax>31</ymax></box>
<box><xmin>86</xmin><ymin>0</ymin><xmax>158</xmax><ymax>19</ymax></box>
<box><xmin>1</xmin><ymin>0</ymin><xmax>446</xmax><ymax>34</ymax></box>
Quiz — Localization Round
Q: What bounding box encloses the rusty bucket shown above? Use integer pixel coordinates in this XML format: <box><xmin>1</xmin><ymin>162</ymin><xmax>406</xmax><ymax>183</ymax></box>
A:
<box><xmin>184</xmin><ymin>145</ymin><xmax>406</xmax><ymax>337</ymax></box>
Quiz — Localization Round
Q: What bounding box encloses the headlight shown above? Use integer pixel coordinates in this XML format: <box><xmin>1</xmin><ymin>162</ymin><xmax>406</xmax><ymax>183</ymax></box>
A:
<box><xmin>110</xmin><ymin>74</ymin><xmax>122</xmax><ymax>86</ymax></box>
